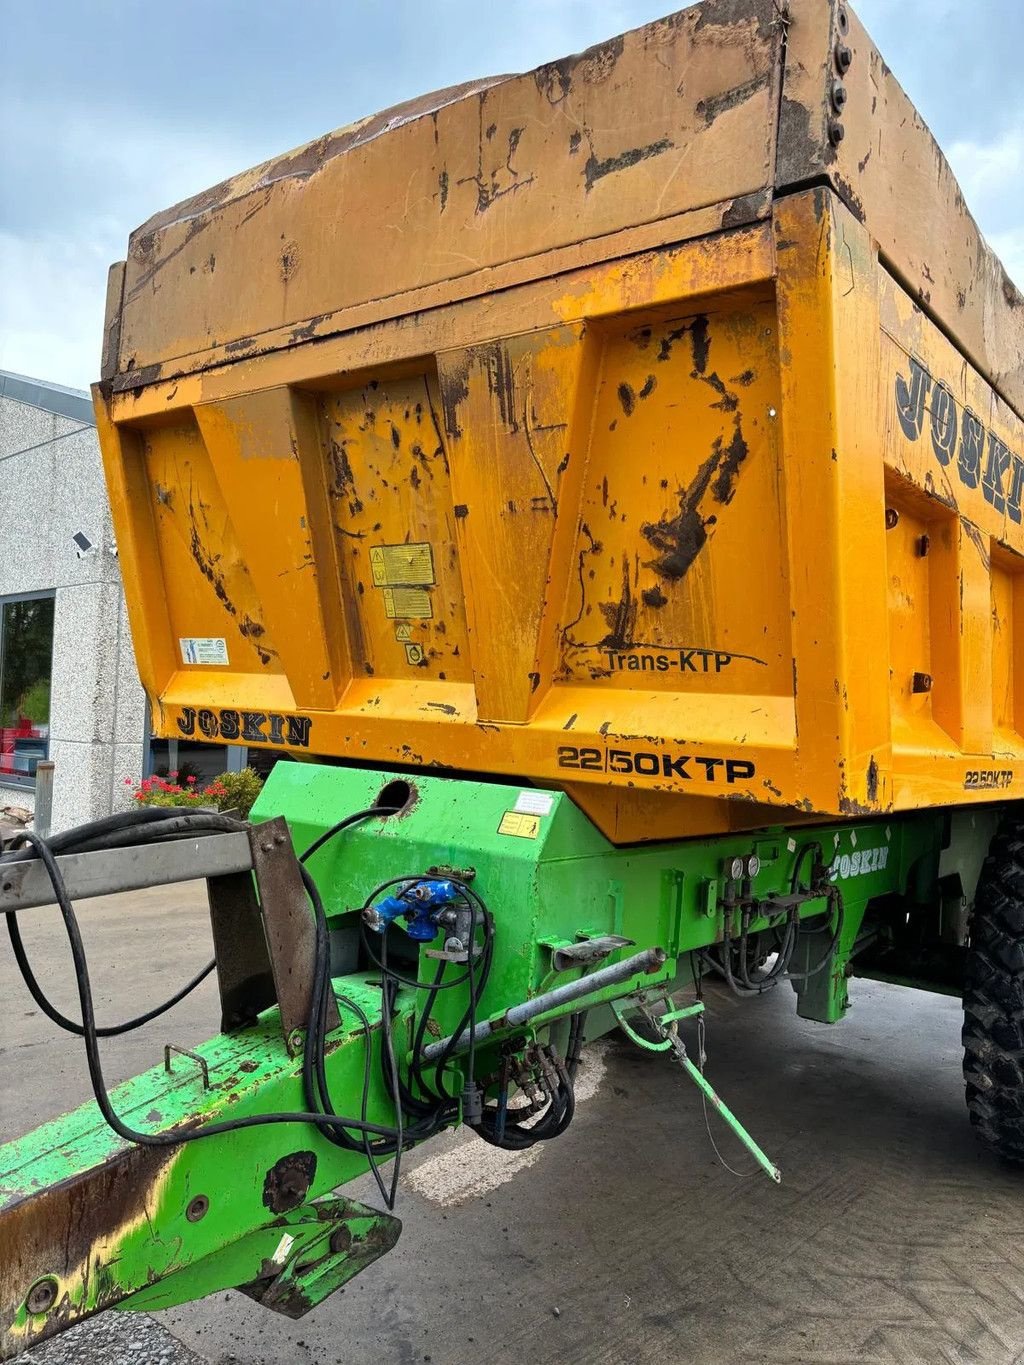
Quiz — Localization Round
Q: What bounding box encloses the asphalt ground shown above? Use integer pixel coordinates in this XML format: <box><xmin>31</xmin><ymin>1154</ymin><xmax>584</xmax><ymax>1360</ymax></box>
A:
<box><xmin>5</xmin><ymin>882</ymin><xmax>1024</xmax><ymax>1364</ymax></box>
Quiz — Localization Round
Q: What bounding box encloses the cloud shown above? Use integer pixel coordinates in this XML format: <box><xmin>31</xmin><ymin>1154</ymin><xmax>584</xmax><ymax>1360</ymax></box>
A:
<box><xmin>948</xmin><ymin>127</ymin><xmax>1024</xmax><ymax>210</ymax></box>
<box><xmin>947</xmin><ymin>127</ymin><xmax>1024</xmax><ymax>289</ymax></box>
<box><xmin>0</xmin><ymin>99</ymin><xmax>270</xmax><ymax>388</ymax></box>
<box><xmin>0</xmin><ymin>230</ymin><xmax>109</xmax><ymax>386</ymax></box>
<box><xmin>987</xmin><ymin>230</ymin><xmax>1024</xmax><ymax>295</ymax></box>
<box><xmin>2</xmin><ymin>0</ymin><xmax>1023</xmax><ymax>386</ymax></box>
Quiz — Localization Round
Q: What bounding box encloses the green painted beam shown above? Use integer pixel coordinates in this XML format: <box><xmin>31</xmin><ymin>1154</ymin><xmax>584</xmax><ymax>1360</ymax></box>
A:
<box><xmin>0</xmin><ymin>763</ymin><xmax>955</xmax><ymax>1358</ymax></box>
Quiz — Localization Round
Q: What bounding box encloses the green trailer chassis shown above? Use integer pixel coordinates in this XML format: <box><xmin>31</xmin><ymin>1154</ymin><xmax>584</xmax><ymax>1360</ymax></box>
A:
<box><xmin>0</xmin><ymin>764</ymin><xmax>961</xmax><ymax>1358</ymax></box>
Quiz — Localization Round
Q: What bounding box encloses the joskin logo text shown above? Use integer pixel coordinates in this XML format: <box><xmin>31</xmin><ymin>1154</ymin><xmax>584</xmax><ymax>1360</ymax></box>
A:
<box><xmin>177</xmin><ymin>706</ymin><xmax>312</xmax><ymax>748</ymax></box>
<box><xmin>894</xmin><ymin>356</ymin><xmax>1024</xmax><ymax>519</ymax></box>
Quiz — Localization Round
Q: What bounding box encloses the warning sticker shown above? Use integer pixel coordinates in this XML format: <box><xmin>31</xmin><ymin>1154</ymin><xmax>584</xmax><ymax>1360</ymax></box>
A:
<box><xmin>395</xmin><ymin>623</ymin><xmax>413</xmax><ymax>642</ymax></box>
<box><xmin>514</xmin><ymin>791</ymin><xmax>554</xmax><ymax>817</ymax></box>
<box><xmin>498</xmin><ymin>811</ymin><xmax>540</xmax><ymax>839</ymax></box>
<box><xmin>383</xmin><ymin>587</ymin><xmax>432</xmax><ymax>619</ymax></box>
<box><xmin>370</xmin><ymin>543</ymin><xmax>435</xmax><ymax>588</ymax></box>
<box><xmin>180</xmin><ymin>637</ymin><xmax>229</xmax><ymax>666</ymax></box>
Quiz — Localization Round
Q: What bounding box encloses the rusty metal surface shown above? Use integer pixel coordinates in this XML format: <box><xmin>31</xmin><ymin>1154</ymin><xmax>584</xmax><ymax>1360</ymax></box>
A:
<box><xmin>247</xmin><ymin>819</ymin><xmax>339</xmax><ymax>1043</ymax></box>
<box><xmin>98</xmin><ymin>0</ymin><xmax>1024</xmax><ymax>425</ymax></box>
<box><xmin>106</xmin><ymin>0</ymin><xmax>784</xmax><ymax>384</ymax></box>
<box><xmin>0</xmin><ymin>1142</ymin><xmax>180</xmax><ymax>1357</ymax></box>
<box><xmin>92</xmin><ymin>0</ymin><xmax>1024</xmax><ymax>844</ymax></box>
<box><xmin>780</xmin><ymin>0</ymin><xmax>1024</xmax><ymax>421</ymax></box>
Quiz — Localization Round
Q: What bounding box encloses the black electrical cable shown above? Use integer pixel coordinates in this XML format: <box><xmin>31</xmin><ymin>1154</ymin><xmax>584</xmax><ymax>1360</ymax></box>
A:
<box><xmin>703</xmin><ymin>838</ymin><xmax>838</xmax><ymax>997</ymax></box>
<box><xmin>360</xmin><ymin>873</ymin><xmax>495</xmax><ymax>1160</ymax></box>
<box><xmin>790</xmin><ymin>840</ymin><xmax>824</xmax><ymax>895</ymax></box>
<box><xmin>299</xmin><ymin>853</ymin><xmax>410</xmax><ymax>1211</ymax></box>
<box><xmin>301</xmin><ymin>860</ymin><xmax>496</xmax><ymax>1207</ymax></box>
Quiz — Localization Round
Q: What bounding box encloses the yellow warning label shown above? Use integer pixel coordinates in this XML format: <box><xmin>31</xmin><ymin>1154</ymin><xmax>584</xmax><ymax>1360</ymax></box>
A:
<box><xmin>394</xmin><ymin>623</ymin><xmax>413</xmax><ymax>642</ymax></box>
<box><xmin>404</xmin><ymin>642</ymin><xmax>426</xmax><ymax>665</ymax></box>
<box><xmin>370</xmin><ymin>543</ymin><xmax>435</xmax><ymax>588</ymax></box>
<box><xmin>497</xmin><ymin>811</ymin><xmax>540</xmax><ymax>839</ymax></box>
<box><xmin>383</xmin><ymin>587</ymin><xmax>432</xmax><ymax>619</ymax></box>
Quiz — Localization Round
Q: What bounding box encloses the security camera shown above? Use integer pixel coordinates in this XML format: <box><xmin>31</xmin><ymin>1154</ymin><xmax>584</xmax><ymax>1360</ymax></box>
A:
<box><xmin>72</xmin><ymin>531</ymin><xmax>96</xmax><ymax>559</ymax></box>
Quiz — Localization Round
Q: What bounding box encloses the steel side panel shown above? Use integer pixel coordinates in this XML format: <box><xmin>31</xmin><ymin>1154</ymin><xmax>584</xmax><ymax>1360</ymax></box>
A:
<box><xmin>112</xmin><ymin>3</ymin><xmax>783</xmax><ymax>381</ymax></box>
<box><xmin>97</xmin><ymin>187</ymin><xmax>1024</xmax><ymax>840</ymax></box>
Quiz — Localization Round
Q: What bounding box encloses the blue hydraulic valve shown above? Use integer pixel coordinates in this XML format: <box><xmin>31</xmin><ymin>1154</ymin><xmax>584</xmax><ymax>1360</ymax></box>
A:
<box><xmin>361</xmin><ymin>878</ymin><xmax>460</xmax><ymax>941</ymax></box>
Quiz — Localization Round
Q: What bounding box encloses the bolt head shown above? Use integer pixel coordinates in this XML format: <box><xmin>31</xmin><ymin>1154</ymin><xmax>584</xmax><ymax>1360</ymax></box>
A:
<box><xmin>835</xmin><ymin>40</ymin><xmax>853</xmax><ymax>73</ymax></box>
<box><xmin>831</xmin><ymin>81</ymin><xmax>848</xmax><ymax>112</ymax></box>
<box><xmin>186</xmin><ymin>1194</ymin><xmax>210</xmax><ymax>1222</ymax></box>
<box><xmin>828</xmin><ymin>119</ymin><xmax>845</xmax><ymax>146</ymax></box>
<box><xmin>26</xmin><ymin>1277</ymin><xmax>58</xmax><ymax>1315</ymax></box>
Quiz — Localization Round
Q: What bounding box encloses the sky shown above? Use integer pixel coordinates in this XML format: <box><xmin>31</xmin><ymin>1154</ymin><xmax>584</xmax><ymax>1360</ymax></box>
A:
<box><xmin>1</xmin><ymin>0</ymin><xmax>1023</xmax><ymax>392</ymax></box>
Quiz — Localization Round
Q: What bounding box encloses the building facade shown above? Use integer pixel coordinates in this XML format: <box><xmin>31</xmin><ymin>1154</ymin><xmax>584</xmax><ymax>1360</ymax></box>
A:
<box><xmin>0</xmin><ymin>370</ymin><xmax>146</xmax><ymax>829</ymax></box>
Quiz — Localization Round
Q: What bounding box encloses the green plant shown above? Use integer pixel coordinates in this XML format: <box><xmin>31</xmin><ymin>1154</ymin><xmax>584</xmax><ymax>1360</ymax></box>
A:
<box><xmin>126</xmin><ymin>766</ymin><xmax>264</xmax><ymax>818</ymax></box>
<box><xmin>212</xmin><ymin>767</ymin><xmax>264</xmax><ymax>818</ymax></box>
<box><xmin>16</xmin><ymin>679</ymin><xmax>50</xmax><ymax>726</ymax></box>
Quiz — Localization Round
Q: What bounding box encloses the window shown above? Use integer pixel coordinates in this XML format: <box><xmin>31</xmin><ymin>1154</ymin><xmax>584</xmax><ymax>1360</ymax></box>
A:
<box><xmin>0</xmin><ymin>594</ymin><xmax>55</xmax><ymax>784</ymax></box>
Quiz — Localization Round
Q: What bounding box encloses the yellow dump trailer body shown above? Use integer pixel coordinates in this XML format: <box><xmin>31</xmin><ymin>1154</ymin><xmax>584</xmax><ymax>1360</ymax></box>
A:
<box><xmin>95</xmin><ymin>0</ymin><xmax>1024</xmax><ymax>843</ymax></box>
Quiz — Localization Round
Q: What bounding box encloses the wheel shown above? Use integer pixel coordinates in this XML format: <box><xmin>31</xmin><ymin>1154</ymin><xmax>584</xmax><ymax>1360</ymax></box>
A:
<box><xmin>963</xmin><ymin>813</ymin><xmax>1024</xmax><ymax>1162</ymax></box>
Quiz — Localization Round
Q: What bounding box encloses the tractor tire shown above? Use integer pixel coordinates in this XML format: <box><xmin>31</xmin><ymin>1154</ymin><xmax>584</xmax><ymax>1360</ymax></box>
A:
<box><xmin>963</xmin><ymin>814</ymin><xmax>1024</xmax><ymax>1163</ymax></box>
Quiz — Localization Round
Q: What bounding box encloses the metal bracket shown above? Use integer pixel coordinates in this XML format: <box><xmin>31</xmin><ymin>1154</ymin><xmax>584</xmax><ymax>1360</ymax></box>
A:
<box><xmin>163</xmin><ymin>1045</ymin><xmax>210</xmax><ymax>1090</ymax></box>
<box><xmin>550</xmin><ymin>934</ymin><xmax>634</xmax><ymax>972</ymax></box>
<box><xmin>207</xmin><ymin>817</ymin><xmax>339</xmax><ymax>1049</ymax></box>
<box><xmin>253</xmin><ymin>818</ymin><xmax>339</xmax><ymax>1050</ymax></box>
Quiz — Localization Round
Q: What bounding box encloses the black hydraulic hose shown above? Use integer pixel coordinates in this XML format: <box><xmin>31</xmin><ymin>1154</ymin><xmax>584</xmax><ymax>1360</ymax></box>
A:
<box><xmin>40</xmin><ymin>812</ymin><xmax>248</xmax><ymax>855</ymax></box>
<box><xmin>6</xmin><ymin>827</ymin><xmax>405</xmax><ymax>1147</ymax></box>
<box><xmin>299</xmin><ymin>805</ymin><xmax>397</xmax><ymax>864</ymax></box>
<box><xmin>785</xmin><ymin>884</ymin><xmax>846</xmax><ymax>980</ymax></box>
<box><xmin>1</xmin><ymin>808</ymin><xmax>249</xmax><ymax>1038</ymax></box>
<box><xmin>37</xmin><ymin>806</ymin><xmax>205</xmax><ymax>852</ymax></box>
<box><xmin>5</xmin><ymin>910</ymin><xmax>214</xmax><ymax>1037</ymax></box>
<box><xmin>4</xmin><ymin>802</ymin><xmax>385</xmax><ymax>1045</ymax></box>
<box><xmin>4</xmin><ymin>801</ymin><xmax>507</xmax><ymax>1207</ymax></box>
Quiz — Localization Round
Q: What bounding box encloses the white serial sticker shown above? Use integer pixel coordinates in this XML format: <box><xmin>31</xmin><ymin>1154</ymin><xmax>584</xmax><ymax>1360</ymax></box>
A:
<box><xmin>180</xmin><ymin>637</ymin><xmax>229</xmax><ymax>666</ymax></box>
<box><xmin>514</xmin><ymin>791</ymin><xmax>554</xmax><ymax>816</ymax></box>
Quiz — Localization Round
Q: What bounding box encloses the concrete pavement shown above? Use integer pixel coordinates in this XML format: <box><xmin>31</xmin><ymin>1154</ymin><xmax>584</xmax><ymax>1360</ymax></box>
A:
<box><xmin>4</xmin><ymin>882</ymin><xmax>1024</xmax><ymax>1364</ymax></box>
